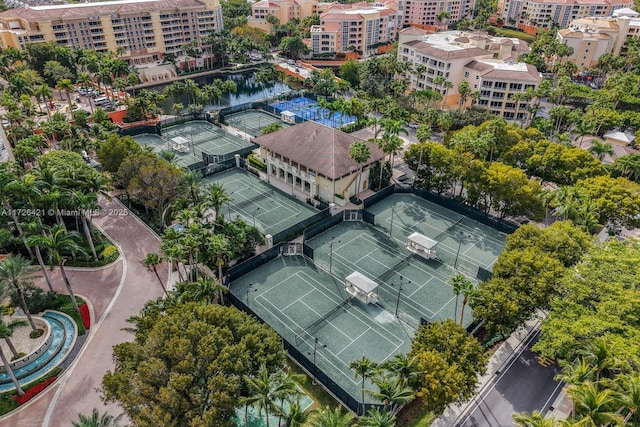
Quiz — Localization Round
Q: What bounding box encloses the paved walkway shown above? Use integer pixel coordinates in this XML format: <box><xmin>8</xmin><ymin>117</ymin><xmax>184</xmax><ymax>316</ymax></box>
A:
<box><xmin>0</xmin><ymin>196</ymin><xmax>166</xmax><ymax>427</ymax></box>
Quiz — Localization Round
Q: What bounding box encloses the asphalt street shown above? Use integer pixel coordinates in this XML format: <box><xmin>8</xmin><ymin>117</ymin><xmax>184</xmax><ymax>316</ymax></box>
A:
<box><xmin>457</xmin><ymin>331</ymin><xmax>563</xmax><ymax>427</ymax></box>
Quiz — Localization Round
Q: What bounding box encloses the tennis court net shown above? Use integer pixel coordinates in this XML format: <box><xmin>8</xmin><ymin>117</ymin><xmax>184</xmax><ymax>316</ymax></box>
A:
<box><xmin>377</xmin><ymin>254</ymin><xmax>413</xmax><ymax>283</ymax></box>
<box><xmin>294</xmin><ymin>298</ymin><xmax>351</xmax><ymax>345</ymax></box>
<box><xmin>230</xmin><ymin>189</ymin><xmax>273</xmax><ymax>210</ymax></box>
<box><xmin>434</xmin><ymin>217</ymin><xmax>464</xmax><ymax>241</ymax></box>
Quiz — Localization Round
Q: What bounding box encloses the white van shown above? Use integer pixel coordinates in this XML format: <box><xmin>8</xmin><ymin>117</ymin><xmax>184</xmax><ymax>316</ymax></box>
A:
<box><xmin>93</xmin><ymin>96</ymin><xmax>112</xmax><ymax>107</ymax></box>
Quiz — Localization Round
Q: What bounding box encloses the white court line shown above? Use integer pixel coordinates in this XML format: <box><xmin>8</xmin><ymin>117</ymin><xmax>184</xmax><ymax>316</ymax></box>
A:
<box><xmin>297</xmin><ymin>299</ymin><xmax>353</xmax><ymax>341</ymax></box>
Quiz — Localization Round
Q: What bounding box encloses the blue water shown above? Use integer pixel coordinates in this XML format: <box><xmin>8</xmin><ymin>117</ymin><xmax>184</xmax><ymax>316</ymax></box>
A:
<box><xmin>271</xmin><ymin>97</ymin><xmax>356</xmax><ymax>129</ymax></box>
<box><xmin>0</xmin><ymin>311</ymin><xmax>77</xmax><ymax>392</ymax></box>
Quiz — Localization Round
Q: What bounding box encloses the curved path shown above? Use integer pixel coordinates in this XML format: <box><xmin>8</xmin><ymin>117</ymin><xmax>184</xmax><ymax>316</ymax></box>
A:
<box><xmin>0</xmin><ymin>196</ymin><xmax>167</xmax><ymax>427</ymax></box>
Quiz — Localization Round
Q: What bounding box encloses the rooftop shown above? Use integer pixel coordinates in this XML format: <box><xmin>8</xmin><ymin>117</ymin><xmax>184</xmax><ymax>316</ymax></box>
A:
<box><xmin>0</xmin><ymin>0</ymin><xmax>207</xmax><ymax>21</ymax></box>
<box><xmin>254</xmin><ymin>121</ymin><xmax>383</xmax><ymax>180</ymax></box>
<box><xmin>465</xmin><ymin>59</ymin><xmax>542</xmax><ymax>82</ymax></box>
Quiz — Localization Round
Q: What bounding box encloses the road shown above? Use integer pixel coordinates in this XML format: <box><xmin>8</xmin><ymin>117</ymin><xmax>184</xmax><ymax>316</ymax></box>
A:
<box><xmin>457</xmin><ymin>331</ymin><xmax>563</xmax><ymax>427</ymax></box>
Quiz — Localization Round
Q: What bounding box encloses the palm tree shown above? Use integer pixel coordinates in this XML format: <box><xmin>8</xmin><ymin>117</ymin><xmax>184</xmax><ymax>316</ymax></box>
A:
<box><xmin>358</xmin><ymin>408</ymin><xmax>397</xmax><ymax>427</ymax></box>
<box><xmin>0</xmin><ymin>334</ymin><xmax>24</xmax><ymax>395</ymax></box>
<box><xmin>349</xmin><ymin>141</ymin><xmax>372</xmax><ymax>201</ymax></box>
<box><xmin>513</xmin><ymin>411</ymin><xmax>559</xmax><ymax>426</ymax></box>
<box><xmin>180</xmin><ymin>169</ymin><xmax>203</xmax><ymax>206</ymax></box>
<box><xmin>448</xmin><ymin>274</ymin><xmax>470</xmax><ymax>322</ymax></box>
<box><xmin>56</xmin><ymin>78</ymin><xmax>76</xmax><ymax>114</ymax></box>
<box><xmin>0</xmin><ymin>255</ymin><xmax>38</xmax><ymax>330</ymax></box>
<box><xmin>205</xmin><ymin>233</ymin><xmax>231</xmax><ymax>286</ymax></box>
<box><xmin>177</xmin><ymin>276</ymin><xmax>226</xmax><ymax>305</ymax></box>
<box><xmin>579</xmin><ymin>338</ymin><xmax>619</xmax><ymax>381</ymax></box>
<box><xmin>143</xmin><ymin>253</ymin><xmax>166</xmax><ymax>296</ymax></box>
<box><xmin>202</xmin><ymin>182</ymin><xmax>232</xmax><ymax>221</ymax></box>
<box><xmin>567</xmin><ymin>381</ymin><xmax>624</xmax><ymax>426</ymax></box>
<box><xmin>613</xmin><ymin>373</ymin><xmax>640</xmax><ymax>424</ymax></box>
<box><xmin>25</xmin><ymin>219</ymin><xmax>54</xmax><ymax>292</ymax></box>
<box><xmin>29</xmin><ymin>224</ymin><xmax>85</xmax><ymax>313</ymax></box>
<box><xmin>0</xmin><ymin>306</ymin><xmax>27</xmax><ymax>359</ymax></box>
<box><xmin>459</xmin><ymin>279</ymin><xmax>476</xmax><ymax>325</ymax></box>
<box><xmin>436</xmin><ymin>11</ymin><xmax>451</xmax><ymax>31</ymax></box>
<box><xmin>34</xmin><ymin>84</ymin><xmax>54</xmax><ymax>118</ymax></box>
<box><xmin>309</xmin><ymin>406</ymin><xmax>354</xmax><ymax>427</ymax></box>
<box><xmin>349</xmin><ymin>355</ymin><xmax>377</xmax><ymax>416</ymax></box>
<box><xmin>241</xmin><ymin>365</ymin><xmax>292</xmax><ymax>427</ymax></box>
<box><xmin>588</xmin><ymin>139</ymin><xmax>614</xmax><ymax>162</ymax></box>
<box><xmin>369</xmin><ymin>373</ymin><xmax>414</xmax><ymax>415</ymax></box>
<box><xmin>575</xmin><ymin>119</ymin><xmax>595</xmax><ymax>147</ymax></box>
<box><xmin>72</xmin><ymin>409</ymin><xmax>124</xmax><ymax>427</ymax></box>
<box><xmin>280</xmin><ymin>400</ymin><xmax>311</xmax><ymax>427</ymax></box>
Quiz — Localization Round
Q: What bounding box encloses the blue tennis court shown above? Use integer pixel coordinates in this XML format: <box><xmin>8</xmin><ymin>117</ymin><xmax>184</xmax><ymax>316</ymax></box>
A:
<box><xmin>271</xmin><ymin>97</ymin><xmax>356</xmax><ymax>129</ymax></box>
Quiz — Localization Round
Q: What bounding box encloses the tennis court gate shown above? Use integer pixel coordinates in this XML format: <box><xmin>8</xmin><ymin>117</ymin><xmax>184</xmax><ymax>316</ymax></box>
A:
<box><xmin>343</xmin><ymin>209</ymin><xmax>362</xmax><ymax>221</ymax></box>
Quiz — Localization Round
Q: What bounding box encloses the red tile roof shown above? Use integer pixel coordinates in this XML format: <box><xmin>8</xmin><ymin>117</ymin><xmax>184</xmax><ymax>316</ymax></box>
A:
<box><xmin>254</xmin><ymin>121</ymin><xmax>384</xmax><ymax>180</ymax></box>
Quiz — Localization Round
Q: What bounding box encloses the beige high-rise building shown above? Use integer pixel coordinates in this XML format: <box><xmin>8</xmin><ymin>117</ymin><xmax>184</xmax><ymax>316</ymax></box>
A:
<box><xmin>310</xmin><ymin>4</ymin><xmax>397</xmax><ymax>56</ymax></box>
<box><xmin>398</xmin><ymin>26</ymin><xmax>541</xmax><ymax>118</ymax></box>
<box><xmin>496</xmin><ymin>0</ymin><xmax>633</xmax><ymax>29</ymax></box>
<box><xmin>401</xmin><ymin>0</ymin><xmax>475</xmax><ymax>28</ymax></box>
<box><xmin>0</xmin><ymin>0</ymin><xmax>223</xmax><ymax>64</ymax></box>
<box><xmin>557</xmin><ymin>7</ymin><xmax>640</xmax><ymax>68</ymax></box>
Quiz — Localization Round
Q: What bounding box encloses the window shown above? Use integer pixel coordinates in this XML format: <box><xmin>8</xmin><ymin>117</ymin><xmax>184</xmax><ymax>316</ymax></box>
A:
<box><xmin>464</xmin><ymin>71</ymin><xmax>469</xmax><ymax>78</ymax></box>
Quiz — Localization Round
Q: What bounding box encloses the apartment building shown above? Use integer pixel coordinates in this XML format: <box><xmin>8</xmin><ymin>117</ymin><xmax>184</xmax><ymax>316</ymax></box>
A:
<box><xmin>249</xmin><ymin>0</ymin><xmax>317</xmax><ymax>32</ymax></box>
<box><xmin>401</xmin><ymin>0</ymin><xmax>475</xmax><ymax>28</ymax></box>
<box><xmin>310</xmin><ymin>4</ymin><xmax>397</xmax><ymax>56</ymax></box>
<box><xmin>397</xmin><ymin>26</ymin><xmax>541</xmax><ymax>117</ymax></box>
<box><xmin>496</xmin><ymin>0</ymin><xmax>633</xmax><ymax>29</ymax></box>
<box><xmin>0</xmin><ymin>0</ymin><xmax>223</xmax><ymax>65</ymax></box>
<box><xmin>557</xmin><ymin>7</ymin><xmax>640</xmax><ymax>68</ymax></box>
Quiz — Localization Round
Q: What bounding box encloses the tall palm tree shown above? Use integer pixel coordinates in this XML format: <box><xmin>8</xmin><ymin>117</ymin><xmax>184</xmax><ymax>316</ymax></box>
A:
<box><xmin>448</xmin><ymin>274</ymin><xmax>469</xmax><ymax>322</ymax></box>
<box><xmin>567</xmin><ymin>381</ymin><xmax>624</xmax><ymax>426</ymax></box>
<box><xmin>180</xmin><ymin>169</ymin><xmax>203</xmax><ymax>206</ymax></box>
<box><xmin>0</xmin><ymin>334</ymin><xmax>24</xmax><ymax>395</ymax></box>
<box><xmin>349</xmin><ymin>141</ymin><xmax>371</xmax><ymax>201</ymax></box>
<box><xmin>459</xmin><ymin>279</ymin><xmax>477</xmax><ymax>325</ymax></box>
<box><xmin>143</xmin><ymin>253</ymin><xmax>166</xmax><ymax>296</ymax></box>
<box><xmin>513</xmin><ymin>411</ymin><xmax>559</xmax><ymax>426</ymax></box>
<box><xmin>358</xmin><ymin>408</ymin><xmax>397</xmax><ymax>427</ymax></box>
<box><xmin>0</xmin><ymin>255</ymin><xmax>38</xmax><ymax>330</ymax></box>
<box><xmin>0</xmin><ymin>306</ymin><xmax>27</xmax><ymax>359</ymax></box>
<box><xmin>29</xmin><ymin>224</ymin><xmax>85</xmax><ymax>313</ymax></box>
<box><xmin>56</xmin><ymin>78</ymin><xmax>76</xmax><ymax>113</ymax></box>
<box><xmin>280</xmin><ymin>400</ymin><xmax>311</xmax><ymax>427</ymax></box>
<box><xmin>309</xmin><ymin>406</ymin><xmax>354</xmax><ymax>427</ymax></box>
<box><xmin>202</xmin><ymin>182</ymin><xmax>232</xmax><ymax>221</ymax></box>
<box><xmin>241</xmin><ymin>364</ymin><xmax>291</xmax><ymax>427</ymax></box>
<box><xmin>579</xmin><ymin>338</ymin><xmax>619</xmax><ymax>381</ymax></box>
<box><xmin>349</xmin><ymin>355</ymin><xmax>377</xmax><ymax>416</ymax></box>
<box><xmin>72</xmin><ymin>409</ymin><xmax>124</xmax><ymax>427</ymax></box>
<box><xmin>177</xmin><ymin>276</ymin><xmax>226</xmax><ymax>305</ymax></box>
<box><xmin>25</xmin><ymin>219</ymin><xmax>54</xmax><ymax>292</ymax></box>
<box><xmin>205</xmin><ymin>233</ymin><xmax>231</xmax><ymax>286</ymax></box>
<box><xmin>588</xmin><ymin>139</ymin><xmax>614</xmax><ymax>162</ymax></box>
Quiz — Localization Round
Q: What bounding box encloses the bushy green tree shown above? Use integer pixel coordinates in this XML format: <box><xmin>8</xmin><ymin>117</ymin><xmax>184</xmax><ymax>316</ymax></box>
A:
<box><xmin>408</xmin><ymin>320</ymin><xmax>487</xmax><ymax>415</ymax></box>
<box><xmin>97</xmin><ymin>134</ymin><xmax>143</xmax><ymax>173</ymax></box>
<box><xmin>102</xmin><ymin>303</ymin><xmax>285</xmax><ymax>427</ymax></box>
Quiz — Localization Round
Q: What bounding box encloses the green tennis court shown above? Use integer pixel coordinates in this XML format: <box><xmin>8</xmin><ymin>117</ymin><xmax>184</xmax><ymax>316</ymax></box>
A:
<box><xmin>163</xmin><ymin>120</ymin><xmax>253</xmax><ymax>156</ymax></box>
<box><xmin>230</xmin><ymin>256</ymin><xmax>412</xmax><ymax>407</ymax></box>
<box><xmin>133</xmin><ymin>121</ymin><xmax>254</xmax><ymax>168</ymax></box>
<box><xmin>133</xmin><ymin>133</ymin><xmax>201</xmax><ymax>168</ymax></box>
<box><xmin>367</xmin><ymin>193</ymin><xmax>507</xmax><ymax>277</ymax></box>
<box><xmin>225</xmin><ymin>109</ymin><xmax>290</xmax><ymax>137</ymax></box>
<box><xmin>204</xmin><ymin>168</ymin><xmax>318</xmax><ymax>236</ymax></box>
<box><xmin>306</xmin><ymin>221</ymin><xmax>471</xmax><ymax>327</ymax></box>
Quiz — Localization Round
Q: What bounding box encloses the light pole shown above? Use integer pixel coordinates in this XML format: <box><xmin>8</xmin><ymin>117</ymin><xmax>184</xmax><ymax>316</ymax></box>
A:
<box><xmin>246</xmin><ymin>283</ymin><xmax>257</xmax><ymax>305</ymax></box>
<box><xmin>392</xmin><ymin>275</ymin><xmax>410</xmax><ymax>317</ymax></box>
<box><xmin>454</xmin><ymin>232</ymin><xmax>470</xmax><ymax>270</ymax></box>
<box><xmin>252</xmin><ymin>207</ymin><xmax>261</xmax><ymax>228</ymax></box>
<box><xmin>329</xmin><ymin>237</ymin><xmax>340</xmax><ymax>274</ymax></box>
<box><xmin>308</xmin><ymin>337</ymin><xmax>326</xmax><ymax>385</ymax></box>
<box><xmin>389</xmin><ymin>205</ymin><xmax>396</xmax><ymax>236</ymax></box>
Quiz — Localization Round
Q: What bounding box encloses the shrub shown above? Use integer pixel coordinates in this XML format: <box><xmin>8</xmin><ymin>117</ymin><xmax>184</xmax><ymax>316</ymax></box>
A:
<box><xmin>101</xmin><ymin>245</ymin><xmax>119</xmax><ymax>262</ymax></box>
<box><xmin>349</xmin><ymin>196</ymin><xmax>362</xmax><ymax>205</ymax></box>
<box><xmin>248</xmin><ymin>153</ymin><xmax>267</xmax><ymax>171</ymax></box>
<box><xmin>29</xmin><ymin>329</ymin><xmax>44</xmax><ymax>339</ymax></box>
<box><xmin>79</xmin><ymin>304</ymin><xmax>91</xmax><ymax>329</ymax></box>
<box><xmin>334</xmin><ymin>193</ymin><xmax>345</xmax><ymax>200</ymax></box>
<box><xmin>12</xmin><ymin>376</ymin><xmax>57</xmax><ymax>405</ymax></box>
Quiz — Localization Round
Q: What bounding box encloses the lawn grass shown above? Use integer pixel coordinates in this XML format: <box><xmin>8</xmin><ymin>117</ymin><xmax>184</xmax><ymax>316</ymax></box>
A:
<box><xmin>396</xmin><ymin>398</ymin><xmax>434</xmax><ymax>427</ymax></box>
<box><xmin>287</xmin><ymin>358</ymin><xmax>341</xmax><ymax>412</ymax></box>
<box><xmin>488</xmin><ymin>26</ymin><xmax>537</xmax><ymax>43</ymax></box>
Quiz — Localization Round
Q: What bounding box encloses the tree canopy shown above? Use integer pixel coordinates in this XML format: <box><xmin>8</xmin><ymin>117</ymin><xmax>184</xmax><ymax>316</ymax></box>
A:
<box><xmin>102</xmin><ymin>303</ymin><xmax>285</xmax><ymax>427</ymax></box>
